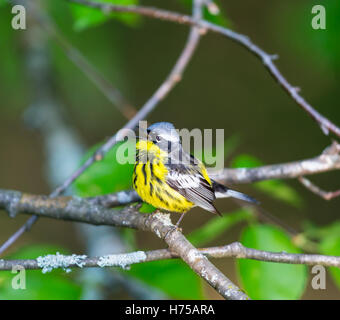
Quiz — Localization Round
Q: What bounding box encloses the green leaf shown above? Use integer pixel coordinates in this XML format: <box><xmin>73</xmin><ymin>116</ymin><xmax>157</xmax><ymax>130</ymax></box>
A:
<box><xmin>319</xmin><ymin>230</ymin><xmax>340</xmax><ymax>289</ymax></box>
<box><xmin>0</xmin><ymin>245</ymin><xmax>82</xmax><ymax>300</ymax></box>
<box><xmin>231</xmin><ymin>154</ymin><xmax>262</xmax><ymax>168</ymax></box>
<box><xmin>0</xmin><ymin>0</ymin><xmax>7</xmax><ymax>7</ymax></box>
<box><xmin>138</xmin><ymin>202</ymin><xmax>156</xmax><ymax>214</ymax></box>
<box><xmin>188</xmin><ymin>209</ymin><xmax>253</xmax><ymax>247</ymax></box>
<box><xmin>203</xmin><ymin>0</ymin><xmax>230</xmax><ymax>27</ymax></box>
<box><xmin>304</xmin><ymin>220</ymin><xmax>340</xmax><ymax>241</ymax></box>
<box><xmin>70</xmin><ymin>0</ymin><xmax>141</xmax><ymax>31</ymax></box>
<box><xmin>237</xmin><ymin>224</ymin><xmax>308</xmax><ymax>300</ymax></box>
<box><xmin>231</xmin><ymin>154</ymin><xmax>303</xmax><ymax>207</ymax></box>
<box><xmin>127</xmin><ymin>259</ymin><xmax>204</xmax><ymax>299</ymax></box>
<box><xmin>288</xmin><ymin>2</ymin><xmax>340</xmax><ymax>70</ymax></box>
<box><xmin>74</xmin><ymin>141</ymin><xmax>134</xmax><ymax>197</ymax></box>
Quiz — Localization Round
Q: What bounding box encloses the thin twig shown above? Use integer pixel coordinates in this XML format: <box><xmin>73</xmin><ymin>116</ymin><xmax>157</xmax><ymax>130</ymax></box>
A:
<box><xmin>68</xmin><ymin>0</ymin><xmax>340</xmax><ymax>138</ymax></box>
<box><xmin>2</xmin><ymin>241</ymin><xmax>340</xmax><ymax>272</ymax></box>
<box><xmin>298</xmin><ymin>177</ymin><xmax>340</xmax><ymax>201</ymax></box>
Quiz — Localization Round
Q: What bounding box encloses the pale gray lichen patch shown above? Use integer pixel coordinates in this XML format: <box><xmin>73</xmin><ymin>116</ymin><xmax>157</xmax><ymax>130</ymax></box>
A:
<box><xmin>154</xmin><ymin>229</ymin><xmax>162</xmax><ymax>238</ymax></box>
<box><xmin>97</xmin><ymin>251</ymin><xmax>146</xmax><ymax>269</ymax></box>
<box><xmin>187</xmin><ymin>249</ymin><xmax>204</xmax><ymax>265</ymax></box>
<box><xmin>68</xmin><ymin>196</ymin><xmax>102</xmax><ymax>217</ymax></box>
<box><xmin>117</xmin><ymin>191</ymin><xmax>139</xmax><ymax>204</ymax></box>
<box><xmin>37</xmin><ymin>252</ymin><xmax>87</xmax><ymax>274</ymax></box>
<box><xmin>1</xmin><ymin>190</ymin><xmax>22</xmax><ymax>218</ymax></box>
<box><xmin>153</xmin><ymin>212</ymin><xmax>173</xmax><ymax>226</ymax></box>
<box><xmin>301</xmin><ymin>159</ymin><xmax>324</xmax><ymax>172</ymax></box>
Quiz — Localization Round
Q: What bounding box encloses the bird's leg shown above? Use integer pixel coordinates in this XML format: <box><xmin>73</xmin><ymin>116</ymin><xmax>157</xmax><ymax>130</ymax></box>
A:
<box><xmin>175</xmin><ymin>212</ymin><xmax>186</xmax><ymax>229</ymax></box>
<box><xmin>164</xmin><ymin>212</ymin><xmax>186</xmax><ymax>240</ymax></box>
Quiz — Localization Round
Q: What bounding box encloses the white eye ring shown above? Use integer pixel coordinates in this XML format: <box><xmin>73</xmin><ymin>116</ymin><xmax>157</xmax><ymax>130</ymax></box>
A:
<box><xmin>156</xmin><ymin>135</ymin><xmax>161</xmax><ymax>142</ymax></box>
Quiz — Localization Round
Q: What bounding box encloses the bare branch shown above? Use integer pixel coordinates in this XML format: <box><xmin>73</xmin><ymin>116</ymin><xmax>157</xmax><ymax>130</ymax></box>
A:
<box><xmin>52</xmin><ymin>1</ymin><xmax>202</xmax><ymax>198</ymax></box>
<box><xmin>0</xmin><ymin>190</ymin><xmax>248</xmax><ymax>299</ymax></box>
<box><xmin>2</xmin><ymin>0</ymin><xmax>244</xmax><ymax>301</ymax></box>
<box><xmin>68</xmin><ymin>0</ymin><xmax>340</xmax><ymax>138</ymax></box>
<box><xmin>0</xmin><ymin>0</ymin><xmax>203</xmax><ymax>255</ymax></box>
<box><xmin>298</xmin><ymin>177</ymin><xmax>340</xmax><ymax>201</ymax></box>
<box><xmin>211</xmin><ymin>142</ymin><xmax>340</xmax><ymax>184</ymax></box>
<box><xmin>2</xmin><ymin>241</ymin><xmax>340</xmax><ymax>272</ymax></box>
<box><xmin>3</xmin><ymin>139</ymin><xmax>338</xmax><ymax>255</ymax></box>
<box><xmin>87</xmin><ymin>190</ymin><xmax>141</xmax><ymax>207</ymax></box>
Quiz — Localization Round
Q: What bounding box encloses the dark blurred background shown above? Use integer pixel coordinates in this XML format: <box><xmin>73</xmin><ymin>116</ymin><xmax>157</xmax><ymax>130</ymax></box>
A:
<box><xmin>0</xmin><ymin>0</ymin><xmax>339</xmax><ymax>299</ymax></box>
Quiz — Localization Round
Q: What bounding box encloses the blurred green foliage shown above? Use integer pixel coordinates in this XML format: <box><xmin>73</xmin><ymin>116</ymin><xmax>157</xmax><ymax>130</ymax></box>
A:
<box><xmin>188</xmin><ymin>209</ymin><xmax>253</xmax><ymax>247</ymax></box>
<box><xmin>70</xmin><ymin>0</ymin><xmax>140</xmax><ymax>31</ymax></box>
<box><xmin>0</xmin><ymin>0</ymin><xmax>339</xmax><ymax>300</ymax></box>
<box><xmin>128</xmin><ymin>260</ymin><xmax>204</xmax><ymax>299</ymax></box>
<box><xmin>237</xmin><ymin>224</ymin><xmax>308</xmax><ymax>300</ymax></box>
<box><xmin>319</xmin><ymin>231</ymin><xmax>340</xmax><ymax>289</ymax></box>
<box><xmin>308</xmin><ymin>219</ymin><xmax>340</xmax><ymax>292</ymax></box>
<box><xmin>0</xmin><ymin>6</ymin><xmax>27</xmax><ymax>111</ymax></box>
<box><xmin>291</xmin><ymin>1</ymin><xmax>340</xmax><ymax>70</ymax></box>
<box><xmin>0</xmin><ymin>245</ymin><xmax>82</xmax><ymax>300</ymax></box>
<box><xmin>74</xmin><ymin>142</ymin><xmax>134</xmax><ymax>196</ymax></box>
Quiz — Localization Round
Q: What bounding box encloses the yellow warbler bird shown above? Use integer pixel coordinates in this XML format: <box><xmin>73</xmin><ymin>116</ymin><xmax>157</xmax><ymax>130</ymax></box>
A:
<box><xmin>133</xmin><ymin>122</ymin><xmax>258</xmax><ymax>226</ymax></box>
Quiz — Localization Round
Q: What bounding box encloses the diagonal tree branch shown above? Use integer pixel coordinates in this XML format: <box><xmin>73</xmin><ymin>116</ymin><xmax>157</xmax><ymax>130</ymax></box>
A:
<box><xmin>2</xmin><ymin>0</ymin><xmax>245</xmax><ymax>302</ymax></box>
<box><xmin>68</xmin><ymin>0</ymin><xmax>340</xmax><ymax>139</ymax></box>
<box><xmin>0</xmin><ymin>0</ymin><xmax>203</xmax><ymax>255</ymax></box>
<box><xmin>2</xmin><ymin>0</ymin><xmax>339</xmax><ymax>300</ymax></box>
<box><xmin>52</xmin><ymin>0</ymin><xmax>203</xmax><ymax>198</ymax></box>
<box><xmin>0</xmin><ymin>190</ymin><xmax>248</xmax><ymax>299</ymax></box>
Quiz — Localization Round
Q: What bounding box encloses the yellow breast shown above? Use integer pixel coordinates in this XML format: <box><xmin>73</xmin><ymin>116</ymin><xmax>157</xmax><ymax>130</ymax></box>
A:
<box><xmin>133</xmin><ymin>140</ymin><xmax>194</xmax><ymax>213</ymax></box>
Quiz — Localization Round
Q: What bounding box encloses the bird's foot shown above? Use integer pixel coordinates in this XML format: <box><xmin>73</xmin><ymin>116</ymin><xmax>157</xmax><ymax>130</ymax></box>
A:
<box><xmin>130</xmin><ymin>202</ymin><xmax>143</xmax><ymax>210</ymax></box>
<box><xmin>164</xmin><ymin>224</ymin><xmax>182</xmax><ymax>241</ymax></box>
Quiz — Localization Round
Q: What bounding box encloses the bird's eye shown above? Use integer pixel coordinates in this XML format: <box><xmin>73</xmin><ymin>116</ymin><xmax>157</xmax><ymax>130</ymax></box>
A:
<box><xmin>156</xmin><ymin>135</ymin><xmax>161</xmax><ymax>142</ymax></box>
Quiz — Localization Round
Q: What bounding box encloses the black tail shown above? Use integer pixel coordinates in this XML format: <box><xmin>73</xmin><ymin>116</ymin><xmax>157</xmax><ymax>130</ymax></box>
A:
<box><xmin>212</xmin><ymin>180</ymin><xmax>260</xmax><ymax>205</ymax></box>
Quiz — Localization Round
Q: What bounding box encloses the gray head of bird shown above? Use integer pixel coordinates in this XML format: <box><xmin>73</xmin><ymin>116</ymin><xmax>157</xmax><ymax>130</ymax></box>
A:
<box><xmin>146</xmin><ymin>122</ymin><xmax>181</xmax><ymax>152</ymax></box>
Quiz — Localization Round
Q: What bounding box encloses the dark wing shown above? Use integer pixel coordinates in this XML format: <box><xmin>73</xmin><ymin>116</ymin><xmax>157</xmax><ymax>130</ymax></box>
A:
<box><xmin>166</xmin><ymin>163</ymin><xmax>221</xmax><ymax>215</ymax></box>
<box><xmin>212</xmin><ymin>180</ymin><xmax>259</xmax><ymax>204</ymax></box>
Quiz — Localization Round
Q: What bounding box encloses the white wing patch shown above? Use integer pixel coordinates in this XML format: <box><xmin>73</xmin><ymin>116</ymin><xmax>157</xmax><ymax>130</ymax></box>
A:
<box><xmin>168</xmin><ymin>170</ymin><xmax>200</xmax><ymax>189</ymax></box>
<box><xmin>166</xmin><ymin>164</ymin><xmax>219</xmax><ymax>214</ymax></box>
